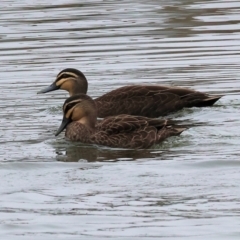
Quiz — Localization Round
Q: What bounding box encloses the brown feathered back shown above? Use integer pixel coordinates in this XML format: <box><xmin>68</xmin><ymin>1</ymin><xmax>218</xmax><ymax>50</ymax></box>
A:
<box><xmin>95</xmin><ymin>85</ymin><xmax>222</xmax><ymax>118</ymax></box>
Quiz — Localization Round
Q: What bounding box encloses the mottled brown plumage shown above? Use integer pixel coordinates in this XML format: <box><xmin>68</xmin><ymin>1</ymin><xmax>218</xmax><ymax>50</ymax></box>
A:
<box><xmin>55</xmin><ymin>94</ymin><xmax>187</xmax><ymax>149</ymax></box>
<box><xmin>38</xmin><ymin>68</ymin><xmax>223</xmax><ymax>118</ymax></box>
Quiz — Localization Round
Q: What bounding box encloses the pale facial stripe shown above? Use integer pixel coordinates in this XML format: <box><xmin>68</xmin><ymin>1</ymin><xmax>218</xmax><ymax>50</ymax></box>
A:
<box><xmin>55</xmin><ymin>72</ymin><xmax>78</xmax><ymax>86</ymax></box>
<box><xmin>65</xmin><ymin>107</ymin><xmax>74</xmax><ymax>119</ymax></box>
<box><xmin>64</xmin><ymin>99</ymin><xmax>83</xmax><ymax>118</ymax></box>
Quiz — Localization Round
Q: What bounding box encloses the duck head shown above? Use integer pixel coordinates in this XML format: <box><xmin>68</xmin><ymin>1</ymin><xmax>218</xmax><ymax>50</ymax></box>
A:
<box><xmin>55</xmin><ymin>93</ymin><xmax>97</xmax><ymax>136</ymax></box>
<box><xmin>38</xmin><ymin>68</ymin><xmax>88</xmax><ymax>96</ymax></box>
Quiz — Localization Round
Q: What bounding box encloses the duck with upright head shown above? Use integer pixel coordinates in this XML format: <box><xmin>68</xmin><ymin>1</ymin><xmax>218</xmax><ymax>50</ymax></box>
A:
<box><xmin>55</xmin><ymin>94</ymin><xmax>187</xmax><ymax>149</ymax></box>
<box><xmin>38</xmin><ymin>68</ymin><xmax>223</xmax><ymax>118</ymax></box>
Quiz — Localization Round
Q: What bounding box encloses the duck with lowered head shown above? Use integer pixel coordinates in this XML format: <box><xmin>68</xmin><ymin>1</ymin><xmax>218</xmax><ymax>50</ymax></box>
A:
<box><xmin>38</xmin><ymin>68</ymin><xmax>223</xmax><ymax>118</ymax></box>
<box><xmin>55</xmin><ymin>94</ymin><xmax>188</xmax><ymax>149</ymax></box>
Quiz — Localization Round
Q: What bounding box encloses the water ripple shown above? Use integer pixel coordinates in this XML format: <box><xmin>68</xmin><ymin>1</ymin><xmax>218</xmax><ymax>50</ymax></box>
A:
<box><xmin>1</xmin><ymin>0</ymin><xmax>240</xmax><ymax>239</ymax></box>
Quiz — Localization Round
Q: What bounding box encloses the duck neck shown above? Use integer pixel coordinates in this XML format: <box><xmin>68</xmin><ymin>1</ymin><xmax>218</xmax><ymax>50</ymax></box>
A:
<box><xmin>65</xmin><ymin>121</ymin><xmax>93</xmax><ymax>142</ymax></box>
<box><xmin>77</xmin><ymin>117</ymin><xmax>96</xmax><ymax>130</ymax></box>
<box><xmin>70</xmin><ymin>76</ymin><xmax>88</xmax><ymax>96</ymax></box>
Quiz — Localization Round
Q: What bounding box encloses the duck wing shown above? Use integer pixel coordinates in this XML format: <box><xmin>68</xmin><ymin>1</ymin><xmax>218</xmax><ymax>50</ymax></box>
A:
<box><xmin>95</xmin><ymin>85</ymin><xmax>222</xmax><ymax>118</ymax></box>
<box><xmin>91</xmin><ymin>115</ymin><xmax>186</xmax><ymax>149</ymax></box>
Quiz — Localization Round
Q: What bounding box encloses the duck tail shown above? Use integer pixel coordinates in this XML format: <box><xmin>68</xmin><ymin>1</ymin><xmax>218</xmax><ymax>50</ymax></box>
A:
<box><xmin>174</xmin><ymin>127</ymin><xmax>187</xmax><ymax>135</ymax></box>
<box><xmin>195</xmin><ymin>95</ymin><xmax>223</xmax><ymax>107</ymax></box>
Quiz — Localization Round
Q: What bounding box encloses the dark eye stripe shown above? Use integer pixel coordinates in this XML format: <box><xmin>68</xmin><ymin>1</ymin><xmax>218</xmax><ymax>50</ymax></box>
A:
<box><xmin>56</xmin><ymin>73</ymin><xmax>70</xmax><ymax>82</ymax></box>
<box><xmin>61</xmin><ymin>74</ymin><xmax>68</xmax><ymax>78</ymax></box>
<box><xmin>56</xmin><ymin>71</ymin><xmax>79</xmax><ymax>83</ymax></box>
<box><xmin>64</xmin><ymin>100</ymin><xmax>82</xmax><ymax>113</ymax></box>
<box><xmin>65</xmin><ymin>103</ymin><xmax>75</xmax><ymax>112</ymax></box>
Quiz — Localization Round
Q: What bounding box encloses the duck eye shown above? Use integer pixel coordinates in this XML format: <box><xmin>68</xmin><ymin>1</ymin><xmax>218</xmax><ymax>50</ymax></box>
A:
<box><xmin>62</xmin><ymin>74</ymin><xmax>68</xmax><ymax>78</ymax></box>
<box><xmin>66</xmin><ymin>103</ymin><xmax>74</xmax><ymax>112</ymax></box>
<box><xmin>56</xmin><ymin>73</ymin><xmax>69</xmax><ymax>82</ymax></box>
<box><xmin>64</xmin><ymin>100</ymin><xmax>82</xmax><ymax>113</ymax></box>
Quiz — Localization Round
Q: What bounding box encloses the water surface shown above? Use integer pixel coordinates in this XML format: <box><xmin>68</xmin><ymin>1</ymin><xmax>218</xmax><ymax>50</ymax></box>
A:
<box><xmin>1</xmin><ymin>0</ymin><xmax>240</xmax><ymax>239</ymax></box>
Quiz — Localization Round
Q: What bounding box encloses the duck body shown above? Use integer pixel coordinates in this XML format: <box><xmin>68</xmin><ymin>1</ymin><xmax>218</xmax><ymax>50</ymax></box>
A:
<box><xmin>65</xmin><ymin>115</ymin><xmax>185</xmax><ymax>149</ymax></box>
<box><xmin>95</xmin><ymin>85</ymin><xmax>222</xmax><ymax>118</ymax></box>
<box><xmin>38</xmin><ymin>68</ymin><xmax>223</xmax><ymax>118</ymax></box>
<box><xmin>56</xmin><ymin>94</ymin><xmax>187</xmax><ymax>149</ymax></box>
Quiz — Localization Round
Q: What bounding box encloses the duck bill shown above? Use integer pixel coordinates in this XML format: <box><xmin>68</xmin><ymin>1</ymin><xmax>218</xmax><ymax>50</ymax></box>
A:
<box><xmin>55</xmin><ymin>117</ymin><xmax>71</xmax><ymax>136</ymax></box>
<box><xmin>37</xmin><ymin>82</ymin><xmax>59</xmax><ymax>94</ymax></box>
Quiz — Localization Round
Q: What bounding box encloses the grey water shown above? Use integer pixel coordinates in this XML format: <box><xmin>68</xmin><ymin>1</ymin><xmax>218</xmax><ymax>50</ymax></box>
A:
<box><xmin>1</xmin><ymin>0</ymin><xmax>240</xmax><ymax>239</ymax></box>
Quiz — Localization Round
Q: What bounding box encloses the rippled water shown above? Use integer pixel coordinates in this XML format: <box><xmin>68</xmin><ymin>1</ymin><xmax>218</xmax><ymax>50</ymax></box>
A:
<box><xmin>1</xmin><ymin>0</ymin><xmax>240</xmax><ymax>239</ymax></box>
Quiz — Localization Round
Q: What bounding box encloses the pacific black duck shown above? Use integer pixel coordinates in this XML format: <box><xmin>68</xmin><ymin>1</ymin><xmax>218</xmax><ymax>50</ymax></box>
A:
<box><xmin>38</xmin><ymin>68</ymin><xmax>222</xmax><ymax>118</ymax></box>
<box><xmin>55</xmin><ymin>94</ymin><xmax>187</xmax><ymax>149</ymax></box>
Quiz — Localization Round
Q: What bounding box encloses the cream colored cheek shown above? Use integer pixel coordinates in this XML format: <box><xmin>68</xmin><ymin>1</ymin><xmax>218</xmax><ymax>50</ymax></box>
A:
<box><xmin>61</xmin><ymin>81</ymin><xmax>72</xmax><ymax>92</ymax></box>
<box><xmin>55</xmin><ymin>78</ymin><xmax>68</xmax><ymax>87</ymax></box>
<box><xmin>66</xmin><ymin>108</ymin><xmax>74</xmax><ymax>119</ymax></box>
<box><xmin>71</xmin><ymin>109</ymin><xmax>84</xmax><ymax>121</ymax></box>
